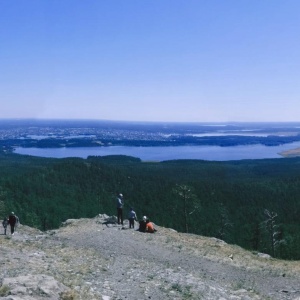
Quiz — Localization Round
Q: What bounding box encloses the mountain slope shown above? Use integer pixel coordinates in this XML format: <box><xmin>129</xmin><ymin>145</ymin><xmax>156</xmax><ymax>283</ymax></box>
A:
<box><xmin>1</xmin><ymin>215</ymin><xmax>299</xmax><ymax>299</ymax></box>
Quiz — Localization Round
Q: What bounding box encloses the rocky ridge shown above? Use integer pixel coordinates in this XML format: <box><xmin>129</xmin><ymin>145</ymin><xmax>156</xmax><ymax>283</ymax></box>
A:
<box><xmin>0</xmin><ymin>214</ymin><xmax>300</xmax><ymax>300</ymax></box>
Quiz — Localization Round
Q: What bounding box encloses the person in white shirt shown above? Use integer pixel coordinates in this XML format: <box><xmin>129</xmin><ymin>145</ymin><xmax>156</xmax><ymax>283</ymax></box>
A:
<box><xmin>116</xmin><ymin>193</ymin><xmax>124</xmax><ymax>225</ymax></box>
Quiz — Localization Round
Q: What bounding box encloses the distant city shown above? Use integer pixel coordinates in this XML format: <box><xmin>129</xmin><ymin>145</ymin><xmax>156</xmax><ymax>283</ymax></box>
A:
<box><xmin>1</xmin><ymin>119</ymin><xmax>300</xmax><ymax>153</ymax></box>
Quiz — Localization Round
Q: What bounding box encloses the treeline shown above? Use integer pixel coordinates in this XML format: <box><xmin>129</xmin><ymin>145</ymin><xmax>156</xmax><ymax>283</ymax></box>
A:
<box><xmin>0</xmin><ymin>152</ymin><xmax>300</xmax><ymax>260</ymax></box>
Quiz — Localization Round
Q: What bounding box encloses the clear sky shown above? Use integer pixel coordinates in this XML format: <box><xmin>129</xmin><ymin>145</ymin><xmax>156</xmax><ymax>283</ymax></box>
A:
<box><xmin>1</xmin><ymin>1</ymin><xmax>300</xmax><ymax>122</ymax></box>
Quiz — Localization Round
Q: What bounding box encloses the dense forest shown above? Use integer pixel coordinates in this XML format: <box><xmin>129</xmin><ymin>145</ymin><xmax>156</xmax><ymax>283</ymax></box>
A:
<box><xmin>0</xmin><ymin>152</ymin><xmax>300</xmax><ymax>260</ymax></box>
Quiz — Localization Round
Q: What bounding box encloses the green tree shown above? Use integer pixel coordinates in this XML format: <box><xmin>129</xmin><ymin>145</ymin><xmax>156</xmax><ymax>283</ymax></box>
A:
<box><xmin>173</xmin><ymin>184</ymin><xmax>200</xmax><ymax>233</ymax></box>
<box><xmin>216</xmin><ymin>202</ymin><xmax>232</xmax><ymax>241</ymax></box>
<box><xmin>25</xmin><ymin>211</ymin><xmax>41</xmax><ymax>228</ymax></box>
<box><xmin>0</xmin><ymin>200</ymin><xmax>5</xmax><ymax>219</ymax></box>
<box><xmin>0</xmin><ymin>187</ymin><xmax>8</xmax><ymax>218</ymax></box>
<box><xmin>262</xmin><ymin>209</ymin><xmax>285</xmax><ymax>257</ymax></box>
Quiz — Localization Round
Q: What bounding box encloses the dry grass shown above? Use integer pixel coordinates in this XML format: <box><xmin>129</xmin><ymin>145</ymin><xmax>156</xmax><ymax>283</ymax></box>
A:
<box><xmin>158</xmin><ymin>226</ymin><xmax>300</xmax><ymax>277</ymax></box>
<box><xmin>59</xmin><ymin>290</ymin><xmax>80</xmax><ymax>300</ymax></box>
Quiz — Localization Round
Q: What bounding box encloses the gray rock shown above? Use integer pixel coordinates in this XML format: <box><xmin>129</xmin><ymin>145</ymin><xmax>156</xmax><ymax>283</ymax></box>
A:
<box><xmin>2</xmin><ymin>274</ymin><xmax>69</xmax><ymax>300</ymax></box>
<box><xmin>257</xmin><ymin>252</ymin><xmax>272</xmax><ymax>259</ymax></box>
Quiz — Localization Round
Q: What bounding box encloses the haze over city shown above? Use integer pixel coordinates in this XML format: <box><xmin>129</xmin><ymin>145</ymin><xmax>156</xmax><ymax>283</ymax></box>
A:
<box><xmin>1</xmin><ymin>1</ymin><xmax>300</xmax><ymax>122</ymax></box>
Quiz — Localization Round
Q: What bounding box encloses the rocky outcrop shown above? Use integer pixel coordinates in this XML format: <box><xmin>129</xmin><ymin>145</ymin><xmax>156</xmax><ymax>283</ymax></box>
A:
<box><xmin>1</xmin><ymin>215</ymin><xmax>300</xmax><ymax>300</ymax></box>
<box><xmin>1</xmin><ymin>274</ymin><xmax>69</xmax><ymax>300</ymax></box>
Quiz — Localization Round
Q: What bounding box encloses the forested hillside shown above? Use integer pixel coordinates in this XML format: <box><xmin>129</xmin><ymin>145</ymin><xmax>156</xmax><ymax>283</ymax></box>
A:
<box><xmin>0</xmin><ymin>152</ymin><xmax>300</xmax><ymax>260</ymax></box>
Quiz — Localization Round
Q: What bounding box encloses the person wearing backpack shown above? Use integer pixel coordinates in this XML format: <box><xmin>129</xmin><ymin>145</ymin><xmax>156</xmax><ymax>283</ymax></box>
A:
<box><xmin>2</xmin><ymin>217</ymin><xmax>8</xmax><ymax>235</ymax></box>
<box><xmin>8</xmin><ymin>212</ymin><xmax>19</xmax><ymax>235</ymax></box>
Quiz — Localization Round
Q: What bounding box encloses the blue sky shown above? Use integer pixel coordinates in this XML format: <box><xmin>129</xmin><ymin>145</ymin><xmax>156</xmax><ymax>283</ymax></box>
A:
<box><xmin>1</xmin><ymin>1</ymin><xmax>300</xmax><ymax>122</ymax></box>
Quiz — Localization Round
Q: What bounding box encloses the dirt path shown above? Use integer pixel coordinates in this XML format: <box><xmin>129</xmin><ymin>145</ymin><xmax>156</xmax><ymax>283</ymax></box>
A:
<box><xmin>54</xmin><ymin>216</ymin><xmax>300</xmax><ymax>300</ymax></box>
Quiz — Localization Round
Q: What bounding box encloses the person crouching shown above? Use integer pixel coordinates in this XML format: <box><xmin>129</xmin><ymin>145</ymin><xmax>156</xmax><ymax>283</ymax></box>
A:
<box><xmin>138</xmin><ymin>216</ymin><xmax>147</xmax><ymax>232</ymax></box>
<box><xmin>146</xmin><ymin>218</ymin><xmax>157</xmax><ymax>233</ymax></box>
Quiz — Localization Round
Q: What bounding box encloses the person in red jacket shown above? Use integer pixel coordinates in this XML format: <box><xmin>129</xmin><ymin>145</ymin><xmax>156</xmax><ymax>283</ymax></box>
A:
<box><xmin>145</xmin><ymin>218</ymin><xmax>156</xmax><ymax>233</ymax></box>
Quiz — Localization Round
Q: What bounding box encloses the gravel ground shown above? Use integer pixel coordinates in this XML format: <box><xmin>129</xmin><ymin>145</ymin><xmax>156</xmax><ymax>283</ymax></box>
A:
<box><xmin>1</xmin><ymin>215</ymin><xmax>300</xmax><ymax>300</ymax></box>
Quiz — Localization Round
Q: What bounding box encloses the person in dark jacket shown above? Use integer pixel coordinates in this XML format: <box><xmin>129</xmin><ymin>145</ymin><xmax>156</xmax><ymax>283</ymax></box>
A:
<box><xmin>8</xmin><ymin>212</ymin><xmax>18</xmax><ymax>235</ymax></box>
<box><xmin>138</xmin><ymin>216</ymin><xmax>147</xmax><ymax>232</ymax></box>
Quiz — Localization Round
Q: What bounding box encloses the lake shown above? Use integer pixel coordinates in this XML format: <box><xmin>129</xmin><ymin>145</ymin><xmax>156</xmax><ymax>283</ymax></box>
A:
<box><xmin>13</xmin><ymin>141</ymin><xmax>300</xmax><ymax>161</ymax></box>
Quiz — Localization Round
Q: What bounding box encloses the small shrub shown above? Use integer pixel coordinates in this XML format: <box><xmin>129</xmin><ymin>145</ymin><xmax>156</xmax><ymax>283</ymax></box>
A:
<box><xmin>60</xmin><ymin>290</ymin><xmax>79</xmax><ymax>300</ymax></box>
<box><xmin>0</xmin><ymin>285</ymin><xmax>10</xmax><ymax>297</ymax></box>
<box><xmin>172</xmin><ymin>283</ymin><xmax>183</xmax><ymax>292</ymax></box>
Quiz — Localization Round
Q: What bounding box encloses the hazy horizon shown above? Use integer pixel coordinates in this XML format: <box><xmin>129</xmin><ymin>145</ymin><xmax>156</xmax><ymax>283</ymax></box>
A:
<box><xmin>1</xmin><ymin>118</ymin><xmax>300</xmax><ymax>125</ymax></box>
<box><xmin>1</xmin><ymin>1</ymin><xmax>300</xmax><ymax>122</ymax></box>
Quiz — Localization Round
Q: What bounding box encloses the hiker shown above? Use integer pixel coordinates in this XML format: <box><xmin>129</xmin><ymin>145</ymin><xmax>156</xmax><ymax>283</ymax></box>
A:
<box><xmin>146</xmin><ymin>218</ymin><xmax>156</xmax><ymax>233</ymax></box>
<box><xmin>128</xmin><ymin>207</ymin><xmax>137</xmax><ymax>229</ymax></box>
<box><xmin>116</xmin><ymin>193</ymin><xmax>124</xmax><ymax>225</ymax></box>
<box><xmin>137</xmin><ymin>216</ymin><xmax>147</xmax><ymax>232</ymax></box>
<box><xmin>8</xmin><ymin>212</ymin><xmax>19</xmax><ymax>235</ymax></box>
<box><xmin>2</xmin><ymin>217</ymin><xmax>8</xmax><ymax>235</ymax></box>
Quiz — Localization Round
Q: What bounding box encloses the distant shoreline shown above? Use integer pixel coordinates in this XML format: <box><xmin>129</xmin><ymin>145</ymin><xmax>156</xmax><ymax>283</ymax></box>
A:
<box><xmin>3</xmin><ymin>120</ymin><xmax>300</xmax><ymax>159</ymax></box>
<box><xmin>14</xmin><ymin>142</ymin><xmax>300</xmax><ymax>161</ymax></box>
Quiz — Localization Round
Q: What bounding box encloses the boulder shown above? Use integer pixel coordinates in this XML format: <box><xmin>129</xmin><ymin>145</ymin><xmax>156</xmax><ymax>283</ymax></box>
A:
<box><xmin>2</xmin><ymin>274</ymin><xmax>69</xmax><ymax>300</ymax></box>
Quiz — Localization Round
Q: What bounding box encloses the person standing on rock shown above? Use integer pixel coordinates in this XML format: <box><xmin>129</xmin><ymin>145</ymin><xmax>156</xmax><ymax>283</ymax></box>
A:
<box><xmin>2</xmin><ymin>217</ymin><xmax>8</xmax><ymax>235</ymax></box>
<box><xmin>8</xmin><ymin>212</ymin><xmax>19</xmax><ymax>235</ymax></box>
<box><xmin>128</xmin><ymin>207</ymin><xmax>137</xmax><ymax>229</ymax></box>
<box><xmin>117</xmin><ymin>193</ymin><xmax>124</xmax><ymax>225</ymax></box>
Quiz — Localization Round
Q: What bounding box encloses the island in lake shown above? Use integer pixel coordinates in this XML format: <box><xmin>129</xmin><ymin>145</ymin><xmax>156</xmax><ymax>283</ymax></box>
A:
<box><xmin>279</xmin><ymin>147</ymin><xmax>300</xmax><ymax>158</ymax></box>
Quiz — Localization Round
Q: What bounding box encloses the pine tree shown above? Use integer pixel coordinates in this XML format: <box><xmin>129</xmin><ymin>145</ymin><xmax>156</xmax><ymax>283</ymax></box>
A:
<box><xmin>262</xmin><ymin>209</ymin><xmax>285</xmax><ymax>257</ymax></box>
<box><xmin>0</xmin><ymin>187</ymin><xmax>7</xmax><ymax>218</ymax></box>
<box><xmin>173</xmin><ymin>184</ymin><xmax>200</xmax><ymax>233</ymax></box>
<box><xmin>216</xmin><ymin>202</ymin><xmax>232</xmax><ymax>241</ymax></box>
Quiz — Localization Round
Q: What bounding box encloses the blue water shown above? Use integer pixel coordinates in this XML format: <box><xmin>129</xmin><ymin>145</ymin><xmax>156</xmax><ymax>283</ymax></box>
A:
<box><xmin>13</xmin><ymin>141</ymin><xmax>300</xmax><ymax>161</ymax></box>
